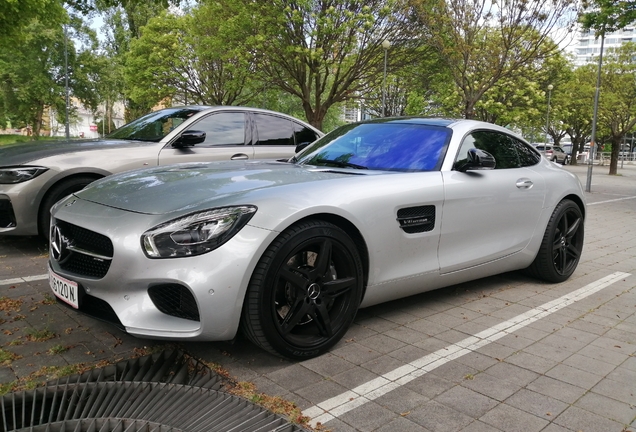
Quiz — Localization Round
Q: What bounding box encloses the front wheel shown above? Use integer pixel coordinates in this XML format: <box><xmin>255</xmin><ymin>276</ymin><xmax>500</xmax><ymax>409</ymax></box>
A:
<box><xmin>526</xmin><ymin>199</ymin><xmax>584</xmax><ymax>283</ymax></box>
<box><xmin>242</xmin><ymin>220</ymin><xmax>364</xmax><ymax>359</ymax></box>
<box><xmin>38</xmin><ymin>176</ymin><xmax>98</xmax><ymax>239</ymax></box>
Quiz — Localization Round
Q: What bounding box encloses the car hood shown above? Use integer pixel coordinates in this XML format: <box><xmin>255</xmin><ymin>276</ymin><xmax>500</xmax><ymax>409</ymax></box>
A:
<box><xmin>75</xmin><ymin>160</ymin><xmax>363</xmax><ymax>215</ymax></box>
<box><xmin>0</xmin><ymin>139</ymin><xmax>157</xmax><ymax>166</ymax></box>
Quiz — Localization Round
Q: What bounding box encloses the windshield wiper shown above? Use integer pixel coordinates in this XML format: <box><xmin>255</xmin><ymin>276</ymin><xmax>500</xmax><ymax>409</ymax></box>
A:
<box><xmin>315</xmin><ymin>158</ymin><xmax>367</xmax><ymax>169</ymax></box>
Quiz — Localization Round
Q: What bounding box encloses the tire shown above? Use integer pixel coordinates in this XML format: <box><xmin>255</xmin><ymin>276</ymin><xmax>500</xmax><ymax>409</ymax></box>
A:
<box><xmin>241</xmin><ymin>220</ymin><xmax>364</xmax><ymax>359</ymax></box>
<box><xmin>38</xmin><ymin>176</ymin><xmax>98</xmax><ymax>239</ymax></box>
<box><xmin>526</xmin><ymin>199</ymin><xmax>584</xmax><ymax>283</ymax></box>
<box><xmin>563</xmin><ymin>156</ymin><xmax>569</xmax><ymax>165</ymax></box>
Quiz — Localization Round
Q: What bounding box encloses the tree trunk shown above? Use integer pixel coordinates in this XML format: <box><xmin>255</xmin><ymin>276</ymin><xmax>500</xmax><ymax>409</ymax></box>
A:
<box><xmin>609</xmin><ymin>137</ymin><xmax>621</xmax><ymax>175</ymax></box>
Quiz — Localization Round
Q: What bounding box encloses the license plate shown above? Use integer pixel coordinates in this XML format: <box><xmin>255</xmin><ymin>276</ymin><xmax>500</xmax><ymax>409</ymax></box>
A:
<box><xmin>49</xmin><ymin>268</ymin><xmax>79</xmax><ymax>309</ymax></box>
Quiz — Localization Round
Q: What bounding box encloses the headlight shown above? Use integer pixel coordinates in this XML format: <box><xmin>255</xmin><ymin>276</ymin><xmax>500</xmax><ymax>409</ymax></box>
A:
<box><xmin>0</xmin><ymin>166</ymin><xmax>49</xmax><ymax>184</ymax></box>
<box><xmin>142</xmin><ymin>206</ymin><xmax>257</xmax><ymax>258</ymax></box>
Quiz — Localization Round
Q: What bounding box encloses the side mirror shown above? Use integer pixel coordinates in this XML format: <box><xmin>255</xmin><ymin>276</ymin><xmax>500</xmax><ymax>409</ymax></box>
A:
<box><xmin>173</xmin><ymin>130</ymin><xmax>206</xmax><ymax>148</ymax></box>
<box><xmin>295</xmin><ymin>141</ymin><xmax>312</xmax><ymax>153</ymax></box>
<box><xmin>456</xmin><ymin>148</ymin><xmax>496</xmax><ymax>172</ymax></box>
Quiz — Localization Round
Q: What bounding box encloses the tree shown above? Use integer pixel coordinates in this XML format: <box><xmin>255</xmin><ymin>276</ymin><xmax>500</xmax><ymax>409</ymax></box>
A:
<box><xmin>580</xmin><ymin>0</ymin><xmax>636</xmax><ymax>33</ymax></box>
<box><xmin>552</xmin><ymin>65</ymin><xmax>594</xmax><ymax>165</ymax></box>
<box><xmin>124</xmin><ymin>3</ymin><xmax>262</xmax><ymax>108</ymax></box>
<box><xmin>412</xmin><ymin>0</ymin><xmax>577</xmax><ymax>119</ymax></box>
<box><xmin>0</xmin><ymin>15</ymin><xmax>102</xmax><ymax>137</ymax></box>
<box><xmin>593</xmin><ymin>43</ymin><xmax>636</xmax><ymax>174</ymax></box>
<box><xmin>0</xmin><ymin>0</ymin><xmax>65</xmax><ymax>38</ymax></box>
<box><xmin>95</xmin><ymin>0</ymin><xmax>177</xmax><ymax>120</ymax></box>
<box><xmin>232</xmin><ymin>0</ymin><xmax>422</xmax><ymax>129</ymax></box>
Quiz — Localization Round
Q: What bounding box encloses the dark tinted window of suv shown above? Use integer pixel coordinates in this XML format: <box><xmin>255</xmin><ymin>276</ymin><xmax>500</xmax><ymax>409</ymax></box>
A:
<box><xmin>254</xmin><ymin>114</ymin><xmax>294</xmax><ymax>146</ymax></box>
<box><xmin>292</xmin><ymin>122</ymin><xmax>320</xmax><ymax>145</ymax></box>
<box><xmin>188</xmin><ymin>112</ymin><xmax>246</xmax><ymax>146</ymax></box>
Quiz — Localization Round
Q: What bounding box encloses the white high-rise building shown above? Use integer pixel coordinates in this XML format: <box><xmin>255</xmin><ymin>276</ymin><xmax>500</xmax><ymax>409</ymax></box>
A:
<box><xmin>572</xmin><ymin>27</ymin><xmax>636</xmax><ymax>66</ymax></box>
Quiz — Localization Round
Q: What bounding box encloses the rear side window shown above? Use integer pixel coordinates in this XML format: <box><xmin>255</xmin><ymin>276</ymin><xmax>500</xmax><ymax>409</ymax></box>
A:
<box><xmin>253</xmin><ymin>114</ymin><xmax>294</xmax><ymax>146</ymax></box>
<box><xmin>293</xmin><ymin>122</ymin><xmax>320</xmax><ymax>145</ymax></box>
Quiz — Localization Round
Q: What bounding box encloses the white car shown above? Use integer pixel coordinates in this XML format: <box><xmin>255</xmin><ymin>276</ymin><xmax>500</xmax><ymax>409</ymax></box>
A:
<box><xmin>48</xmin><ymin>118</ymin><xmax>586</xmax><ymax>359</ymax></box>
<box><xmin>0</xmin><ymin>106</ymin><xmax>322</xmax><ymax>237</ymax></box>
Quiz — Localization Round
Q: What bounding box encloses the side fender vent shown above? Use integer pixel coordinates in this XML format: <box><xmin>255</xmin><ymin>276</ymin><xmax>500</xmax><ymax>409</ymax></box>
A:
<box><xmin>397</xmin><ymin>205</ymin><xmax>436</xmax><ymax>233</ymax></box>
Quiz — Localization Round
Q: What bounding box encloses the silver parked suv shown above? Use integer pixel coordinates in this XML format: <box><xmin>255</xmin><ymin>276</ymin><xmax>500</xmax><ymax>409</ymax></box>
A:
<box><xmin>534</xmin><ymin>144</ymin><xmax>569</xmax><ymax>165</ymax></box>
<box><xmin>0</xmin><ymin>106</ymin><xmax>323</xmax><ymax>238</ymax></box>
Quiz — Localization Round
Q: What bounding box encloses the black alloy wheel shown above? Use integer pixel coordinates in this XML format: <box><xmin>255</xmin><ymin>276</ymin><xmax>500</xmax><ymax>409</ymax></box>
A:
<box><xmin>242</xmin><ymin>220</ymin><xmax>363</xmax><ymax>359</ymax></box>
<box><xmin>526</xmin><ymin>199</ymin><xmax>584</xmax><ymax>283</ymax></box>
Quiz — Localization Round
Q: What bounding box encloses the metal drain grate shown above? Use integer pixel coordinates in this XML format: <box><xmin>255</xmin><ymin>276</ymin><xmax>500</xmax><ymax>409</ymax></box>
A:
<box><xmin>1</xmin><ymin>350</ymin><xmax>308</xmax><ymax>432</ymax></box>
<box><xmin>48</xmin><ymin>350</ymin><xmax>222</xmax><ymax>390</ymax></box>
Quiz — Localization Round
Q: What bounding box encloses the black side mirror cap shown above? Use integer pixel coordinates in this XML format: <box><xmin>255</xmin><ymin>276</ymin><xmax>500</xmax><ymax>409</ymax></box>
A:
<box><xmin>457</xmin><ymin>148</ymin><xmax>496</xmax><ymax>172</ymax></box>
<box><xmin>173</xmin><ymin>130</ymin><xmax>206</xmax><ymax>148</ymax></box>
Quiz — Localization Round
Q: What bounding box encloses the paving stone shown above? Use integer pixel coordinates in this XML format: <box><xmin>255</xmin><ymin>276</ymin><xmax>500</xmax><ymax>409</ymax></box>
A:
<box><xmin>526</xmin><ymin>376</ymin><xmax>587</xmax><ymax>404</ymax></box>
<box><xmin>434</xmin><ymin>385</ymin><xmax>499</xmax><ymax>418</ymax></box>
<box><xmin>264</xmin><ymin>363</ymin><xmax>324</xmax><ymax>392</ymax></box>
<box><xmin>458</xmin><ymin>420</ymin><xmax>503</xmax><ymax>432</ymax></box>
<box><xmin>575</xmin><ymin>391</ymin><xmax>636</xmax><ymax>425</ymax></box>
<box><xmin>545</xmin><ymin>363</ymin><xmax>605</xmax><ymax>388</ymax></box>
<box><xmin>357</xmin><ymin>333</ymin><xmax>406</xmax><ymax>354</ymax></box>
<box><xmin>591</xmin><ymin>377</ymin><xmax>636</xmax><ymax>406</ymax></box>
<box><xmin>405</xmin><ymin>373</ymin><xmax>455</xmax><ymax>400</ymax></box>
<box><xmin>479</xmin><ymin>402</ymin><xmax>549</xmax><ymax>432</ymax></box>
<box><xmin>504</xmin><ymin>389</ymin><xmax>568</xmax><ymax>420</ymax></box>
<box><xmin>483</xmin><ymin>362</ymin><xmax>539</xmax><ymax>387</ymax></box>
<box><xmin>504</xmin><ymin>351</ymin><xmax>558</xmax><ymax>374</ymax></box>
<box><xmin>374</xmin><ymin>385</ymin><xmax>429</xmax><ymax>414</ymax></box>
<box><xmin>374</xmin><ymin>415</ymin><xmax>432</xmax><ymax>432</ymax></box>
<box><xmin>407</xmin><ymin>400</ymin><xmax>474</xmax><ymax>432</ymax></box>
<box><xmin>561</xmin><ymin>352</ymin><xmax>616</xmax><ymax>376</ymax></box>
<box><xmin>460</xmin><ymin>371</ymin><xmax>522</xmax><ymax>402</ymax></box>
<box><xmin>294</xmin><ymin>377</ymin><xmax>350</xmax><ymax>406</ymax></box>
<box><xmin>553</xmin><ymin>406</ymin><xmax>625</xmax><ymax>432</ymax></box>
<box><xmin>300</xmin><ymin>352</ymin><xmax>356</xmax><ymax>377</ymax></box>
<box><xmin>361</xmin><ymin>353</ymin><xmax>409</xmax><ymax>376</ymax></box>
<box><xmin>330</xmin><ymin>341</ymin><xmax>383</xmax><ymax>365</ymax></box>
<box><xmin>338</xmin><ymin>401</ymin><xmax>397</xmax><ymax>432</ymax></box>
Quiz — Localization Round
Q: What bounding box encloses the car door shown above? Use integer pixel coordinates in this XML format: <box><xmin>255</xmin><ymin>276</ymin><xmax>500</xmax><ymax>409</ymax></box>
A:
<box><xmin>158</xmin><ymin>111</ymin><xmax>253</xmax><ymax>164</ymax></box>
<box><xmin>251</xmin><ymin>113</ymin><xmax>318</xmax><ymax>160</ymax></box>
<box><xmin>438</xmin><ymin>130</ymin><xmax>546</xmax><ymax>274</ymax></box>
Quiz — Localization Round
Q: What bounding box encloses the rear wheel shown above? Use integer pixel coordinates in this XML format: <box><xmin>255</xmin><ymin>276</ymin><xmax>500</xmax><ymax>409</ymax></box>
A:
<box><xmin>242</xmin><ymin>220</ymin><xmax>363</xmax><ymax>359</ymax></box>
<box><xmin>526</xmin><ymin>199</ymin><xmax>584</xmax><ymax>282</ymax></box>
<box><xmin>38</xmin><ymin>176</ymin><xmax>98</xmax><ymax>239</ymax></box>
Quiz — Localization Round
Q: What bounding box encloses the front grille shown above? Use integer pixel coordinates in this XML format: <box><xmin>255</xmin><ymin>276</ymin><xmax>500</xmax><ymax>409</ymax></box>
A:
<box><xmin>148</xmin><ymin>284</ymin><xmax>200</xmax><ymax>321</ymax></box>
<box><xmin>0</xmin><ymin>199</ymin><xmax>16</xmax><ymax>228</ymax></box>
<box><xmin>53</xmin><ymin>219</ymin><xmax>113</xmax><ymax>278</ymax></box>
<box><xmin>397</xmin><ymin>205</ymin><xmax>436</xmax><ymax>233</ymax></box>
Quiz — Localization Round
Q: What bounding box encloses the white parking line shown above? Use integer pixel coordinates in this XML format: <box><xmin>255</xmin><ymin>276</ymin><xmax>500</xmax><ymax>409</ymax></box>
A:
<box><xmin>303</xmin><ymin>271</ymin><xmax>631</xmax><ymax>426</ymax></box>
<box><xmin>0</xmin><ymin>273</ymin><xmax>48</xmax><ymax>286</ymax></box>
<box><xmin>588</xmin><ymin>196</ymin><xmax>636</xmax><ymax>206</ymax></box>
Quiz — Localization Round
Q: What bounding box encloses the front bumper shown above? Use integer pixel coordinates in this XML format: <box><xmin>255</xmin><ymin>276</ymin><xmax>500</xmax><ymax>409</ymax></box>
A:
<box><xmin>49</xmin><ymin>196</ymin><xmax>275</xmax><ymax>341</ymax></box>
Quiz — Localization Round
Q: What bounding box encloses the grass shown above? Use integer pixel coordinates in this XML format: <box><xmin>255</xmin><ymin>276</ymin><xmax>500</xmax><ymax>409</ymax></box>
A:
<box><xmin>0</xmin><ymin>135</ymin><xmax>70</xmax><ymax>146</ymax></box>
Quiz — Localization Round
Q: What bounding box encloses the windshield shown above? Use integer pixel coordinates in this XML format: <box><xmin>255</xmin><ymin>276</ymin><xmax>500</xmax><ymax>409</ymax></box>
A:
<box><xmin>106</xmin><ymin>107</ymin><xmax>204</xmax><ymax>142</ymax></box>
<box><xmin>296</xmin><ymin>122</ymin><xmax>451</xmax><ymax>172</ymax></box>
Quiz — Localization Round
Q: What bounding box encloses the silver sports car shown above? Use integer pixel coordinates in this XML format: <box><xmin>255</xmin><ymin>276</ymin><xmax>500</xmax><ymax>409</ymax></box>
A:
<box><xmin>48</xmin><ymin>118</ymin><xmax>585</xmax><ymax>359</ymax></box>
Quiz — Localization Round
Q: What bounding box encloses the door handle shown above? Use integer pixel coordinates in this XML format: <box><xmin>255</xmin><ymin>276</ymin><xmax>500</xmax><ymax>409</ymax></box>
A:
<box><xmin>516</xmin><ymin>178</ymin><xmax>533</xmax><ymax>189</ymax></box>
<box><xmin>231</xmin><ymin>153</ymin><xmax>249</xmax><ymax>160</ymax></box>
